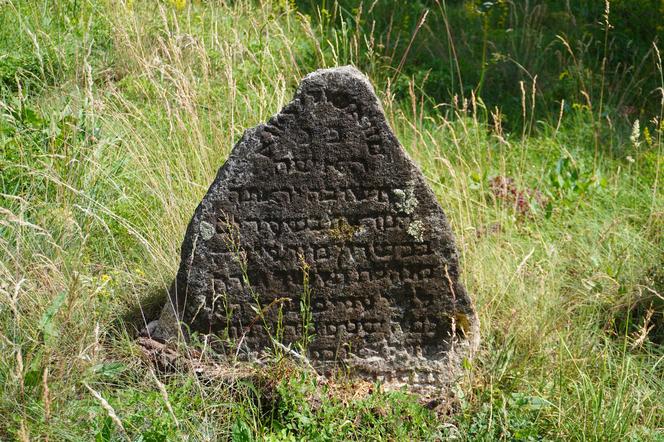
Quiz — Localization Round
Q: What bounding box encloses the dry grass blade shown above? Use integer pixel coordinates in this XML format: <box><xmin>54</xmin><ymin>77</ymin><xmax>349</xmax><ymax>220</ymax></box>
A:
<box><xmin>84</xmin><ymin>383</ymin><xmax>129</xmax><ymax>441</ymax></box>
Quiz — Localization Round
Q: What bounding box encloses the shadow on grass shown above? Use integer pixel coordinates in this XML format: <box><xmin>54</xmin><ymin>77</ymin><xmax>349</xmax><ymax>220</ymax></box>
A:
<box><xmin>612</xmin><ymin>264</ymin><xmax>664</xmax><ymax>347</ymax></box>
<box><xmin>118</xmin><ymin>285</ymin><xmax>170</xmax><ymax>338</ymax></box>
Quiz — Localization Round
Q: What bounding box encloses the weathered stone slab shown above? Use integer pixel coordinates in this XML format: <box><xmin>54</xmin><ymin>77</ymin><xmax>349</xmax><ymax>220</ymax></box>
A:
<box><xmin>153</xmin><ymin>66</ymin><xmax>479</xmax><ymax>392</ymax></box>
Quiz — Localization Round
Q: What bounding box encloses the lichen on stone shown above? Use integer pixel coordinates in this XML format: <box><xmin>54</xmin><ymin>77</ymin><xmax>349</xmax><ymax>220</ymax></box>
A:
<box><xmin>328</xmin><ymin>218</ymin><xmax>359</xmax><ymax>241</ymax></box>
<box><xmin>199</xmin><ymin>220</ymin><xmax>215</xmax><ymax>240</ymax></box>
<box><xmin>407</xmin><ymin>220</ymin><xmax>425</xmax><ymax>242</ymax></box>
<box><xmin>393</xmin><ymin>180</ymin><xmax>418</xmax><ymax>214</ymax></box>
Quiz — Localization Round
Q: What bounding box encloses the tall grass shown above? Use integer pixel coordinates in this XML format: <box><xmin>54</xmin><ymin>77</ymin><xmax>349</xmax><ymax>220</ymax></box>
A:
<box><xmin>1</xmin><ymin>0</ymin><xmax>662</xmax><ymax>440</ymax></box>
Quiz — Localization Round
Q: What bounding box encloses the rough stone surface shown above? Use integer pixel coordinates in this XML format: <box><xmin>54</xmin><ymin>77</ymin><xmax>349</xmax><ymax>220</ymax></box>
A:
<box><xmin>155</xmin><ymin>66</ymin><xmax>479</xmax><ymax>392</ymax></box>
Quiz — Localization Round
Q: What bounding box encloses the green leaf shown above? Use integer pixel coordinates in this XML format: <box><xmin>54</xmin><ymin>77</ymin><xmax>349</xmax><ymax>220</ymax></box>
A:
<box><xmin>231</xmin><ymin>419</ymin><xmax>253</xmax><ymax>442</ymax></box>
<box><xmin>95</xmin><ymin>416</ymin><xmax>113</xmax><ymax>442</ymax></box>
<box><xmin>39</xmin><ymin>291</ymin><xmax>67</xmax><ymax>343</ymax></box>
<box><xmin>24</xmin><ymin>367</ymin><xmax>42</xmax><ymax>388</ymax></box>
<box><xmin>544</xmin><ymin>201</ymin><xmax>553</xmax><ymax>219</ymax></box>
<box><xmin>91</xmin><ymin>362</ymin><xmax>126</xmax><ymax>380</ymax></box>
<box><xmin>21</xmin><ymin>106</ymin><xmax>43</xmax><ymax>128</ymax></box>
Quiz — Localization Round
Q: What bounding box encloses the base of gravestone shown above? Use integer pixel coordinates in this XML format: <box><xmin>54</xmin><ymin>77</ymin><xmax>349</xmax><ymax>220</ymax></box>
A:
<box><xmin>144</xmin><ymin>293</ymin><xmax>478</xmax><ymax>397</ymax></box>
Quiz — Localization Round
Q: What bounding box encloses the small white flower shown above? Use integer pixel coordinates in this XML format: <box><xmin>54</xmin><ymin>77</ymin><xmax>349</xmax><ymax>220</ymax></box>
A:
<box><xmin>630</xmin><ymin>119</ymin><xmax>641</xmax><ymax>148</ymax></box>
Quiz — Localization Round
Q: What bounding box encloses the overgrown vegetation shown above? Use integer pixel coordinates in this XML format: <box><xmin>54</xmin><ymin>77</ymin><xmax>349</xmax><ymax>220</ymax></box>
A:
<box><xmin>1</xmin><ymin>0</ymin><xmax>662</xmax><ymax>440</ymax></box>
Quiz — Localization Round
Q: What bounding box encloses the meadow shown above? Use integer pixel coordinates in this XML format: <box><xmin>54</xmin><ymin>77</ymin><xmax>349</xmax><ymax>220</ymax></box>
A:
<box><xmin>0</xmin><ymin>0</ymin><xmax>662</xmax><ymax>440</ymax></box>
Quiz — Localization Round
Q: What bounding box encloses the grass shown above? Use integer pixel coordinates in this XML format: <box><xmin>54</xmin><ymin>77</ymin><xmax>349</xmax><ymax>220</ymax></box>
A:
<box><xmin>1</xmin><ymin>0</ymin><xmax>662</xmax><ymax>440</ymax></box>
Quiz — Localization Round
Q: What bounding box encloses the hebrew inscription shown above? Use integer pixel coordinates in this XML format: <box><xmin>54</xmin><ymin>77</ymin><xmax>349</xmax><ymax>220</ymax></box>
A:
<box><xmin>156</xmin><ymin>66</ymin><xmax>479</xmax><ymax>392</ymax></box>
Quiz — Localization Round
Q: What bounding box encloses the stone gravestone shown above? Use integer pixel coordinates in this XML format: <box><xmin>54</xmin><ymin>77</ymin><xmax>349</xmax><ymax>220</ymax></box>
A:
<box><xmin>152</xmin><ymin>66</ymin><xmax>479</xmax><ymax>392</ymax></box>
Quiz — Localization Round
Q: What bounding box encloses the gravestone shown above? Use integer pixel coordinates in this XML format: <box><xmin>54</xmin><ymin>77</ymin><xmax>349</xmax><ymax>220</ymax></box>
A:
<box><xmin>152</xmin><ymin>66</ymin><xmax>479</xmax><ymax>392</ymax></box>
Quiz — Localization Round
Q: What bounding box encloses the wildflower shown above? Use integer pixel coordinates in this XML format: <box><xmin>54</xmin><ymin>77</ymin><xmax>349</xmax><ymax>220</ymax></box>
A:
<box><xmin>644</xmin><ymin>126</ymin><xmax>653</xmax><ymax>148</ymax></box>
<box><xmin>603</xmin><ymin>0</ymin><xmax>612</xmax><ymax>29</ymax></box>
<box><xmin>170</xmin><ymin>0</ymin><xmax>186</xmax><ymax>10</ymax></box>
<box><xmin>630</xmin><ymin>119</ymin><xmax>641</xmax><ymax>148</ymax></box>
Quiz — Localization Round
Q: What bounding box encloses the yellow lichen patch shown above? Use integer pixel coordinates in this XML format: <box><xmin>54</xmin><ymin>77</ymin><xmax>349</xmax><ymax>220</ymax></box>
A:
<box><xmin>454</xmin><ymin>312</ymin><xmax>472</xmax><ymax>337</ymax></box>
<box><xmin>328</xmin><ymin>218</ymin><xmax>358</xmax><ymax>241</ymax></box>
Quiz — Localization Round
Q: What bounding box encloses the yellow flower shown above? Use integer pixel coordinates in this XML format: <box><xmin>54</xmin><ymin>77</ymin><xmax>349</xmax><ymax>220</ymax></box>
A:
<box><xmin>644</xmin><ymin>126</ymin><xmax>653</xmax><ymax>148</ymax></box>
<box><xmin>170</xmin><ymin>0</ymin><xmax>186</xmax><ymax>11</ymax></box>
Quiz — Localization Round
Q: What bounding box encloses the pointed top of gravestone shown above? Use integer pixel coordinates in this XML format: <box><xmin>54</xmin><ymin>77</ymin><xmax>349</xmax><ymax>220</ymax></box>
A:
<box><xmin>301</xmin><ymin>65</ymin><xmax>376</xmax><ymax>92</ymax></box>
<box><xmin>153</xmin><ymin>66</ymin><xmax>479</xmax><ymax>395</ymax></box>
<box><xmin>299</xmin><ymin>65</ymin><xmax>386</xmax><ymax>115</ymax></box>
